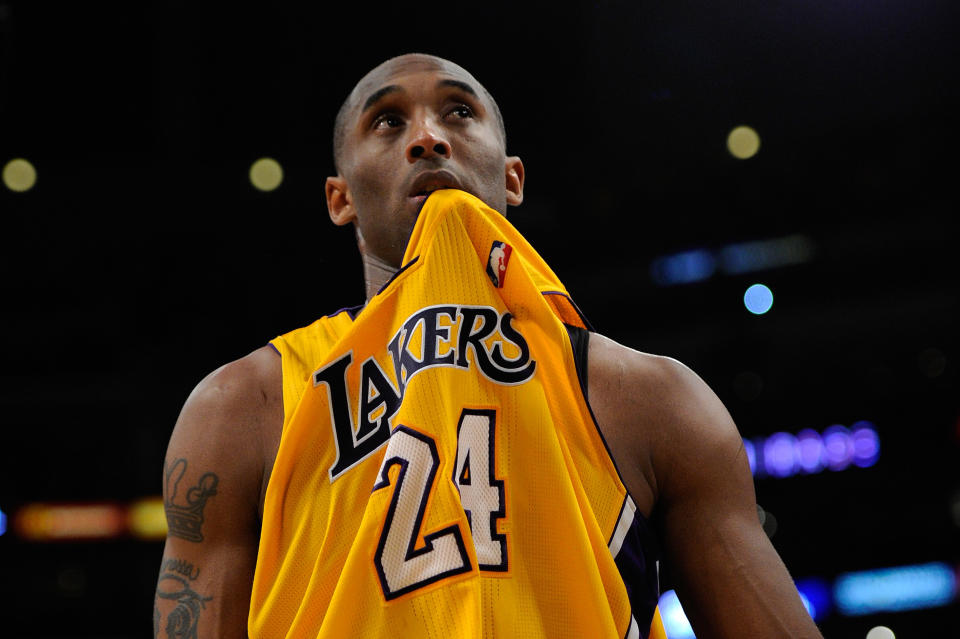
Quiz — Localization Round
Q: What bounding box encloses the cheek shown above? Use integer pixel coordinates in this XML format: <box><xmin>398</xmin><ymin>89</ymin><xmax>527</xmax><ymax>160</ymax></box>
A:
<box><xmin>461</xmin><ymin>134</ymin><xmax>505</xmax><ymax>184</ymax></box>
<box><xmin>479</xmin><ymin>149</ymin><xmax>507</xmax><ymax>193</ymax></box>
<box><xmin>351</xmin><ymin>161</ymin><xmax>391</xmax><ymax>200</ymax></box>
<box><xmin>348</xmin><ymin>162</ymin><xmax>404</xmax><ymax>226</ymax></box>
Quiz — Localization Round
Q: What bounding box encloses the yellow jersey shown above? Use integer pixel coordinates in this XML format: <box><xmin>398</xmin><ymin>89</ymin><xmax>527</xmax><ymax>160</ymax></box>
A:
<box><xmin>250</xmin><ymin>190</ymin><xmax>665</xmax><ymax>638</ymax></box>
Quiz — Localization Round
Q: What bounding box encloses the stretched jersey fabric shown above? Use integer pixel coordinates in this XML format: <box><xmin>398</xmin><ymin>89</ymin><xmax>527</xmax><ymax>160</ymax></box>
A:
<box><xmin>250</xmin><ymin>189</ymin><xmax>665</xmax><ymax>639</ymax></box>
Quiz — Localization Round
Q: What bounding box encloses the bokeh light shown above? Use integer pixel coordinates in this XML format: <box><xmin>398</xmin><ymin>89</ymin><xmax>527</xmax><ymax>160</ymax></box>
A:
<box><xmin>866</xmin><ymin>627</ymin><xmax>896</xmax><ymax>639</ymax></box>
<box><xmin>744</xmin><ymin>283</ymin><xmax>774</xmax><ymax>314</ymax></box>
<box><xmin>727</xmin><ymin>125</ymin><xmax>761</xmax><ymax>159</ymax></box>
<box><xmin>796</xmin><ymin>429</ymin><xmax>826</xmax><ymax>473</ymax></box>
<box><xmin>15</xmin><ymin>503</ymin><xmax>127</xmax><ymax>541</ymax></box>
<box><xmin>250</xmin><ymin>157</ymin><xmax>284</xmax><ymax>191</ymax></box>
<box><xmin>3</xmin><ymin>157</ymin><xmax>37</xmax><ymax>192</ymax></box>
<box><xmin>823</xmin><ymin>425</ymin><xmax>854</xmax><ymax>471</ymax></box>
<box><xmin>795</xmin><ymin>577</ymin><xmax>833</xmax><ymax>621</ymax></box>
<box><xmin>763</xmin><ymin>432</ymin><xmax>798</xmax><ymax>477</ymax></box>
<box><xmin>850</xmin><ymin>421</ymin><xmax>881</xmax><ymax>467</ymax></box>
<box><xmin>760</xmin><ymin>508</ymin><xmax>778</xmax><ymax>538</ymax></box>
<box><xmin>658</xmin><ymin>590</ymin><xmax>696</xmax><ymax>638</ymax></box>
<box><xmin>743</xmin><ymin>438</ymin><xmax>756</xmax><ymax>474</ymax></box>
<box><xmin>650</xmin><ymin>248</ymin><xmax>716</xmax><ymax>286</ymax></box>
<box><xmin>128</xmin><ymin>497</ymin><xmax>167</xmax><ymax>540</ymax></box>
<box><xmin>747</xmin><ymin>421</ymin><xmax>878</xmax><ymax>478</ymax></box>
<box><xmin>834</xmin><ymin>562</ymin><xmax>957</xmax><ymax>615</ymax></box>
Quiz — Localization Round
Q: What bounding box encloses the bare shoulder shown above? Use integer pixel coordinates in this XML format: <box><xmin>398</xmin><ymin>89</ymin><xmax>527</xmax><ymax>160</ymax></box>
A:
<box><xmin>587</xmin><ymin>332</ymin><xmax>743</xmax><ymax>510</ymax></box>
<box><xmin>588</xmin><ymin>332</ymin><xmax>698</xmax><ymax>405</ymax></box>
<box><xmin>180</xmin><ymin>345</ymin><xmax>282</xmax><ymax>427</ymax></box>
<box><xmin>166</xmin><ymin>345</ymin><xmax>282</xmax><ymax>520</ymax></box>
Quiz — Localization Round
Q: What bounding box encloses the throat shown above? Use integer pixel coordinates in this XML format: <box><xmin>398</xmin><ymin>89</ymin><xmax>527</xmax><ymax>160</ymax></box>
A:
<box><xmin>363</xmin><ymin>253</ymin><xmax>402</xmax><ymax>301</ymax></box>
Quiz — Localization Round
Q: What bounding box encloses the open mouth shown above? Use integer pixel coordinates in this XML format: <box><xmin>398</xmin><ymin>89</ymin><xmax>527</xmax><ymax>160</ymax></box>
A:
<box><xmin>407</xmin><ymin>170</ymin><xmax>462</xmax><ymax>204</ymax></box>
<box><xmin>411</xmin><ymin>188</ymin><xmax>447</xmax><ymax>200</ymax></box>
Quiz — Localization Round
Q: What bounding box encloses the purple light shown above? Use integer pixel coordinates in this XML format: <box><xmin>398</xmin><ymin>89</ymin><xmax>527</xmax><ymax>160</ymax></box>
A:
<box><xmin>743</xmin><ymin>439</ymin><xmax>757</xmax><ymax>475</ymax></box>
<box><xmin>851</xmin><ymin>421</ymin><xmax>880</xmax><ymax>467</ymax></box>
<box><xmin>796</xmin><ymin>429</ymin><xmax>825</xmax><ymax>474</ymax></box>
<box><xmin>744</xmin><ymin>421</ymin><xmax>880</xmax><ymax>479</ymax></box>
<box><xmin>763</xmin><ymin>432</ymin><xmax>798</xmax><ymax>477</ymax></box>
<box><xmin>823</xmin><ymin>425</ymin><xmax>853</xmax><ymax>471</ymax></box>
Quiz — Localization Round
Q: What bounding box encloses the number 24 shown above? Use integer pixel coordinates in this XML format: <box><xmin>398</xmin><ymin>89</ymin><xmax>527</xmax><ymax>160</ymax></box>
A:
<box><xmin>372</xmin><ymin>408</ymin><xmax>507</xmax><ymax>600</ymax></box>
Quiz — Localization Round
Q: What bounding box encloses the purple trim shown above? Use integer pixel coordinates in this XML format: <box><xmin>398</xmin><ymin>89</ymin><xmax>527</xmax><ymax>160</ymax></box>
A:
<box><xmin>376</xmin><ymin>256</ymin><xmax>420</xmax><ymax>296</ymax></box>
<box><xmin>563</xmin><ymin>325</ymin><xmax>632</xmax><ymax>491</ymax></box>
<box><xmin>541</xmin><ymin>291</ymin><xmax>595</xmax><ymax>332</ymax></box>
<box><xmin>613</xmin><ymin>512</ymin><xmax>660</xmax><ymax>637</ymax></box>
<box><xmin>581</xmin><ymin>360</ymin><xmax>632</xmax><ymax>503</ymax></box>
<box><xmin>266</xmin><ymin>342</ymin><xmax>281</xmax><ymax>357</ymax></box>
<box><xmin>325</xmin><ymin>302</ymin><xmax>366</xmax><ymax>320</ymax></box>
<box><xmin>563</xmin><ymin>325</ymin><xmax>660</xmax><ymax>634</ymax></box>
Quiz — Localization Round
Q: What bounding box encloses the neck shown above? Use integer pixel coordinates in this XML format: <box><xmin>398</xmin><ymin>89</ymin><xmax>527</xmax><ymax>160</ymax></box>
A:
<box><xmin>362</xmin><ymin>252</ymin><xmax>400</xmax><ymax>302</ymax></box>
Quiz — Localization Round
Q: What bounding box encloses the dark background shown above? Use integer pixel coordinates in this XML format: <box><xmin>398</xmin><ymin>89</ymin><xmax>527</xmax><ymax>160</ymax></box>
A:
<box><xmin>1</xmin><ymin>1</ymin><xmax>957</xmax><ymax>637</ymax></box>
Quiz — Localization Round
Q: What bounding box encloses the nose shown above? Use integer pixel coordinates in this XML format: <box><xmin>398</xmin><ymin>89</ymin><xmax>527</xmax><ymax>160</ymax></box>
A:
<box><xmin>405</xmin><ymin>117</ymin><xmax>451</xmax><ymax>162</ymax></box>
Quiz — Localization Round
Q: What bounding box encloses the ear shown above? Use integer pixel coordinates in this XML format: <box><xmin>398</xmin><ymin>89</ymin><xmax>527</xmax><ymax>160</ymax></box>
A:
<box><xmin>504</xmin><ymin>156</ymin><xmax>524</xmax><ymax>206</ymax></box>
<box><xmin>325</xmin><ymin>175</ymin><xmax>356</xmax><ymax>226</ymax></box>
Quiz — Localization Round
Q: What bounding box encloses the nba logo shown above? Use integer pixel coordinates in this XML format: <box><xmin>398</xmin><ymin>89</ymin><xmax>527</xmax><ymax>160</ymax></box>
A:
<box><xmin>486</xmin><ymin>241</ymin><xmax>513</xmax><ymax>288</ymax></box>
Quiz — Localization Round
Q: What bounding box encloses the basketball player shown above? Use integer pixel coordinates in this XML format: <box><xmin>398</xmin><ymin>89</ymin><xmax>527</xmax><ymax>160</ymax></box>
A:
<box><xmin>154</xmin><ymin>54</ymin><xmax>823</xmax><ymax>638</ymax></box>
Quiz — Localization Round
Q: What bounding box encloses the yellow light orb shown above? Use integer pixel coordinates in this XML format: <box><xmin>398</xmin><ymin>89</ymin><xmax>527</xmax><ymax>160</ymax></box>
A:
<box><xmin>3</xmin><ymin>157</ymin><xmax>38</xmax><ymax>192</ymax></box>
<box><xmin>249</xmin><ymin>157</ymin><xmax>284</xmax><ymax>191</ymax></box>
<box><xmin>727</xmin><ymin>125</ymin><xmax>761</xmax><ymax>160</ymax></box>
<box><xmin>128</xmin><ymin>496</ymin><xmax>168</xmax><ymax>540</ymax></box>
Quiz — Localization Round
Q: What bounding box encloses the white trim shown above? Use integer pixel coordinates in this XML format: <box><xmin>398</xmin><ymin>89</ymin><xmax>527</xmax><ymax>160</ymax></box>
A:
<box><xmin>609</xmin><ymin>495</ymin><xmax>637</xmax><ymax>559</ymax></box>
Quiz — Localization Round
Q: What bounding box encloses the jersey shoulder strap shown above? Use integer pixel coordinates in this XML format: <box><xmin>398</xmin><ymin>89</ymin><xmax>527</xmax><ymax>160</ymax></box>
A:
<box><xmin>269</xmin><ymin>305</ymin><xmax>360</xmax><ymax>427</ymax></box>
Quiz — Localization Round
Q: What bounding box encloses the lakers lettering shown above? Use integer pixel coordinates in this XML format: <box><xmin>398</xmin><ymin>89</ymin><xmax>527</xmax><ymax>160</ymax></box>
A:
<box><xmin>314</xmin><ymin>305</ymin><xmax>536</xmax><ymax>481</ymax></box>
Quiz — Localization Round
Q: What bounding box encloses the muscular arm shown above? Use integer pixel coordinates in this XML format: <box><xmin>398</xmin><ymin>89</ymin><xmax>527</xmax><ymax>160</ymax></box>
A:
<box><xmin>588</xmin><ymin>334</ymin><xmax>822</xmax><ymax>639</ymax></box>
<box><xmin>155</xmin><ymin>346</ymin><xmax>281</xmax><ymax>639</ymax></box>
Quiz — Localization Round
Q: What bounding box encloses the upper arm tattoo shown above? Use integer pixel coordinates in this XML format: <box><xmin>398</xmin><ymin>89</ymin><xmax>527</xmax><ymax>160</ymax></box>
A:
<box><xmin>164</xmin><ymin>458</ymin><xmax>219</xmax><ymax>542</ymax></box>
<box><xmin>154</xmin><ymin>557</ymin><xmax>213</xmax><ymax>639</ymax></box>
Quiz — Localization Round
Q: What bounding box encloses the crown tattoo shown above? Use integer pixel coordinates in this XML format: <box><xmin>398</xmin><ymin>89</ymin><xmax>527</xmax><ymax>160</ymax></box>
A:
<box><xmin>164</xmin><ymin>459</ymin><xmax>219</xmax><ymax>542</ymax></box>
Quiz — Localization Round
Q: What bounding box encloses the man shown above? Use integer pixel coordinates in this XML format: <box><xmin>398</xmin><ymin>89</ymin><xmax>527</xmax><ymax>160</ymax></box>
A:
<box><xmin>155</xmin><ymin>53</ymin><xmax>823</xmax><ymax>638</ymax></box>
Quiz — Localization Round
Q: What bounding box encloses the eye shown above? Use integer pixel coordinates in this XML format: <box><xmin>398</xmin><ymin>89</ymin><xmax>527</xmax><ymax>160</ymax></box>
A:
<box><xmin>373</xmin><ymin>113</ymin><xmax>404</xmax><ymax>130</ymax></box>
<box><xmin>447</xmin><ymin>104</ymin><xmax>474</xmax><ymax>119</ymax></box>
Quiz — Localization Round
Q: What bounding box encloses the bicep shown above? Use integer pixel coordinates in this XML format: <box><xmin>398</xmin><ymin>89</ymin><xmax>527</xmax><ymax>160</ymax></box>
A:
<box><xmin>651</xmin><ymin>362</ymin><xmax>821</xmax><ymax>639</ymax></box>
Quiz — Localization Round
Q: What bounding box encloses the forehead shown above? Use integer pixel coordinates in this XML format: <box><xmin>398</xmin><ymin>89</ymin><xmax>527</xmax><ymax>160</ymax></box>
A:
<box><xmin>346</xmin><ymin>56</ymin><xmax>484</xmax><ymax>121</ymax></box>
<box><xmin>355</xmin><ymin>55</ymin><xmax>477</xmax><ymax>98</ymax></box>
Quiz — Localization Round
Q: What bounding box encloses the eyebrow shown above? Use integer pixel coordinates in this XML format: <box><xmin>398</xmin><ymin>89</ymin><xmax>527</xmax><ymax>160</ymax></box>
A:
<box><xmin>361</xmin><ymin>85</ymin><xmax>403</xmax><ymax>114</ymax></box>
<box><xmin>359</xmin><ymin>78</ymin><xmax>481</xmax><ymax>115</ymax></box>
<box><xmin>437</xmin><ymin>79</ymin><xmax>479</xmax><ymax>98</ymax></box>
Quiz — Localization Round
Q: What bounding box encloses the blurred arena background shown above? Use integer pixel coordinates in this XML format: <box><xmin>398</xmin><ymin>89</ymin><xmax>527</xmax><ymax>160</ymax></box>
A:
<box><xmin>1</xmin><ymin>1</ymin><xmax>957</xmax><ymax>637</ymax></box>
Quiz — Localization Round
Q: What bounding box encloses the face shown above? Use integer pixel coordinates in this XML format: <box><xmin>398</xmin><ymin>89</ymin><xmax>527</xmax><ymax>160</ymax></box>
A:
<box><xmin>326</xmin><ymin>55</ymin><xmax>524</xmax><ymax>268</ymax></box>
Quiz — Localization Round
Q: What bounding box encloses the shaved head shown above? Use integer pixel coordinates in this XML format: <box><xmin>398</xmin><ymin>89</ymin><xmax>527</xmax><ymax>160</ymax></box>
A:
<box><xmin>333</xmin><ymin>53</ymin><xmax>506</xmax><ymax>173</ymax></box>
